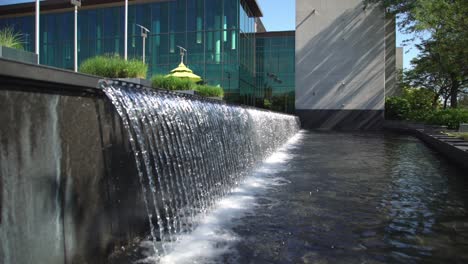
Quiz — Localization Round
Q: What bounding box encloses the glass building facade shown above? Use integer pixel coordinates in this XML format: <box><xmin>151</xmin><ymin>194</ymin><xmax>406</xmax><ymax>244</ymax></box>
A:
<box><xmin>256</xmin><ymin>31</ymin><xmax>295</xmax><ymax>113</ymax></box>
<box><xmin>0</xmin><ymin>0</ymin><xmax>295</xmax><ymax>112</ymax></box>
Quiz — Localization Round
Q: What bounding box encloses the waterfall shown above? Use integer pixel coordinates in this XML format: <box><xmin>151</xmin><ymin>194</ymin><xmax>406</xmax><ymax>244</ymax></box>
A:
<box><xmin>101</xmin><ymin>80</ymin><xmax>300</xmax><ymax>259</ymax></box>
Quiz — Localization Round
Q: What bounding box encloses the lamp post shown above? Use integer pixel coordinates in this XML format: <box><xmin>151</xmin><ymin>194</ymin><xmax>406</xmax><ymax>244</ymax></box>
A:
<box><xmin>71</xmin><ymin>0</ymin><xmax>81</xmax><ymax>72</ymax></box>
<box><xmin>124</xmin><ymin>0</ymin><xmax>128</xmax><ymax>60</ymax></box>
<box><xmin>136</xmin><ymin>24</ymin><xmax>150</xmax><ymax>63</ymax></box>
<box><xmin>35</xmin><ymin>0</ymin><xmax>40</xmax><ymax>63</ymax></box>
<box><xmin>177</xmin><ymin>46</ymin><xmax>187</xmax><ymax>64</ymax></box>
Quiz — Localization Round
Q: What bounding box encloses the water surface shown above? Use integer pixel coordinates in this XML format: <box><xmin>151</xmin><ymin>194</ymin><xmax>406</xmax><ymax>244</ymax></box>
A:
<box><xmin>226</xmin><ymin>131</ymin><xmax>468</xmax><ymax>264</ymax></box>
<box><xmin>160</xmin><ymin>131</ymin><xmax>468</xmax><ymax>264</ymax></box>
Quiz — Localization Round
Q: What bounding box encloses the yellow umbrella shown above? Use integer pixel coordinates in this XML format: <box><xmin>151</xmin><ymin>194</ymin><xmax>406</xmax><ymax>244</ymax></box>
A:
<box><xmin>165</xmin><ymin>46</ymin><xmax>202</xmax><ymax>83</ymax></box>
<box><xmin>165</xmin><ymin>62</ymin><xmax>202</xmax><ymax>83</ymax></box>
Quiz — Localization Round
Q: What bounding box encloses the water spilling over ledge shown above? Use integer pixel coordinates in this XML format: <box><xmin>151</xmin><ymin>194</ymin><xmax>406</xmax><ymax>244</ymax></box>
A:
<box><xmin>0</xmin><ymin>61</ymin><xmax>300</xmax><ymax>264</ymax></box>
<box><xmin>101</xmin><ymin>80</ymin><xmax>300</xmax><ymax>259</ymax></box>
<box><xmin>2</xmin><ymin>61</ymin><xmax>468</xmax><ymax>264</ymax></box>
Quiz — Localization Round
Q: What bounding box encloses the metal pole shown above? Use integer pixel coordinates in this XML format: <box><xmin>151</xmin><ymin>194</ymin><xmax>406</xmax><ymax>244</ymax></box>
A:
<box><xmin>124</xmin><ymin>0</ymin><xmax>128</xmax><ymax>60</ymax></box>
<box><xmin>142</xmin><ymin>35</ymin><xmax>145</xmax><ymax>63</ymax></box>
<box><xmin>35</xmin><ymin>0</ymin><xmax>40</xmax><ymax>63</ymax></box>
<box><xmin>74</xmin><ymin>5</ymin><xmax>78</xmax><ymax>72</ymax></box>
<box><xmin>136</xmin><ymin>24</ymin><xmax>150</xmax><ymax>64</ymax></box>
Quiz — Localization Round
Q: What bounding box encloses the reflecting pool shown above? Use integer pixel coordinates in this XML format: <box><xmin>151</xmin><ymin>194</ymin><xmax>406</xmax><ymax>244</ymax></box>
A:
<box><xmin>153</xmin><ymin>131</ymin><xmax>468</xmax><ymax>264</ymax></box>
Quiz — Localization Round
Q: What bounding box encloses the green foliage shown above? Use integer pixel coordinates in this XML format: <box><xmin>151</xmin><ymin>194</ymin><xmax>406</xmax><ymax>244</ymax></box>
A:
<box><xmin>406</xmin><ymin>109</ymin><xmax>435</xmax><ymax>122</ymax></box>
<box><xmin>385</xmin><ymin>87</ymin><xmax>436</xmax><ymax>120</ymax></box>
<box><xmin>79</xmin><ymin>55</ymin><xmax>147</xmax><ymax>78</ymax></box>
<box><xmin>151</xmin><ymin>75</ymin><xmax>195</xmax><ymax>90</ymax></box>
<box><xmin>0</xmin><ymin>27</ymin><xmax>23</xmax><ymax>50</ymax></box>
<box><xmin>385</xmin><ymin>96</ymin><xmax>411</xmax><ymax>120</ymax></box>
<box><xmin>151</xmin><ymin>75</ymin><xmax>224</xmax><ymax>98</ymax></box>
<box><xmin>263</xmin><ymin>99</ymin><xmax>272</xmax><ymax>109</ymax></box>
<box><xmin>447</xmin><ymin>132</ymin><xmax>468</xmax><ymax>141</ymax></box>
<box><xmin>126</xmin><ymin>59</ymin><xmax>149</xmax><ymax>78</ymax></box>
<box><xmin>426</xmin><ymin>108</ymin><xmax>468</xmax><ymax>129</ymax></box>
<box><xmin>386</xmin><ymin>87</ymin><xmax>468</xmax><ymax>128</ymax></box>
<box><xmin>402</xmin><ymin>87</ymin><xmax>437</xmax><ymax>121</ymax></box>
<box><xmin>459</xmin><ymin>96</ymin><xmax>468</xmax><ymax>109</ymax></box>
<box><xmin>367</xmin><ymin>0</ymin><xmax>468</xmax><ymax>108</ymax></box>
<box><xmin>194</xmin><ymin>85</ymin><xmax>224</xmax><ymax>98</ymax></box>
<box><xmin>402</xmin><ymin>88</ymin><xmax>435</xmax><ymax>111</ymax></box>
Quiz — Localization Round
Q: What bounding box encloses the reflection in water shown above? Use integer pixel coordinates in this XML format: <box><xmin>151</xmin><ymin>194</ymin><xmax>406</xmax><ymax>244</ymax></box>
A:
<box><xmin>126</xmin><ymin>131</ymin><xmax>468</xmax><ymax>264</ymax></box>
<box><xmin>182</xmin><ymin>132</ymin><xmax>468</xmax><ymax>264</ymax></box>
<box><xmin>381</xmin><ymin>135</ymin><xmax>468</xmax><ymax>263</ymax></box>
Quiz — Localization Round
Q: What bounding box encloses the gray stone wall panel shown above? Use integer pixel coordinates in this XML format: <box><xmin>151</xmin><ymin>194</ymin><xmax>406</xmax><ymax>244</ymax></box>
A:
<box><xmin>296</xmin><ymin>0</ymin><xmax>386</xmax><ymax>112</ymax></box>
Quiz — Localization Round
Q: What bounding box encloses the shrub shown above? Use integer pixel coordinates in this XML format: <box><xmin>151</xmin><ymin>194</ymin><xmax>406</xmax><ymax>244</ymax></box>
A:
<box><xmin>0</xmin><ymin>27</ymin><xmax>23</xmax><ymax>50</ymax></box>
<box><xmin>426</xmin><ymin>108</ymin><xmax>468</xmax><ymax>129</ymax></box>
<box><xmin>385</xmin><ymin>96</ymin><xmax>411</xmax><ymax>120</ymax></box>
<box><xmin>458</xmin><ymin>133</ymin><xmax>468</xmax><ymax>141</ymax></box>
<box><xmin>151</xmin><ymin>75</ymin><xmax>195</xmax><ymax>90</ymax></box>
<box><xmin>126</xmin><ymin>59</ymin><xmax>148</xmax><ymax>78</ymax></box>
<box><xmin>446</xmin><ymin>132</ymin><xmax>468</xmax><ymax>141</ymax></box>
<box><xmin>263</xmin><ymin>99</ymin><xmax>272</xmax><ymax>109</ymax></box>
<box><xmin>406</xmin><ymin>109</ymin><xmax>435</xmax><ymax>122</ymax></box>
<box><xmin>194</xmin><ymin>85</ymin><xmax>224</xmax><ymax>98</ymax></box>
<box><xmin>151</xmin><ymin>76</ymin><xmax>224</xmax><ymax>98</ymax></box>
<box><xmin>402</xmin><ymin>88</ymin><xmax>436</xmax><ymax>112</ymax></box>
<box><xmin>79</xmin><ymin>55</ymin><xmax>147</xmax><ymax>78</ymax></box>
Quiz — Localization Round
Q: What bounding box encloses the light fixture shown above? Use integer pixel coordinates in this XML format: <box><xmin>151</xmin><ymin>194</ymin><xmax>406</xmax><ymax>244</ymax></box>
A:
<box><xmin>136</xmin><ymin>24</ymin><xmax>150</xmax><ymax>63</ymax></box>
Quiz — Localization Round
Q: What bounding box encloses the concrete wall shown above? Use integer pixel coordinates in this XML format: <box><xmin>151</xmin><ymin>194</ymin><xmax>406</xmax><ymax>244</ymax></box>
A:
<box><xmin>385</xmin><ymin>16</ymin><xmax>398</xmax><ymax>97</ymax></box>
<box><xmin>295</xmin><ymin>0</ymin><xmax>388</xmax><ymax>129</ymax></box>
<box><xmin>0</xmin><ymin>59</ymin><xmax>147</xmax><ymax>264</ymax></box>
<box><xmin>396</xmin><ymin>47</ymin><xmax>403</xmax><ymax>71</ymax></box>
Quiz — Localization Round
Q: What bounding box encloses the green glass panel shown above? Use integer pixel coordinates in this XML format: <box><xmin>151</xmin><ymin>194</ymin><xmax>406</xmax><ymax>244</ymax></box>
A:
<box><xmin>169</xmin><ymin>1</ymin><xmax>186</xmax><ymax>33</ymax></box>
<box><xmin>187</xmin><ymin>0</ymin><xmax>204</xmax><ymax>32</ymax></box>
<box><xmin>255</xmin><ymin>35</ymin><xmax>296</xmax><ymax>113</ymax></box>
<box><xmin>205</xmin><ymin>0</ymin><xmax>222</xmax><ymax>31</ymax></box>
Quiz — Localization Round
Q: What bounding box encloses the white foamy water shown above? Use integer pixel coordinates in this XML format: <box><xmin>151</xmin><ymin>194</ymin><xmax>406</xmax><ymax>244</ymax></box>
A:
<box><xmin>135</xmin><ymin>131</ymin><xmax>304</xmax><ymax>264</ymax></box>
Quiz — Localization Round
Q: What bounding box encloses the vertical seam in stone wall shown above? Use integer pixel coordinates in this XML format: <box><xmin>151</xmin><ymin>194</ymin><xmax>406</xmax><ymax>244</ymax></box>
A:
<box><xmin>95</xmin><ymin>99</ymin><xmax>115</xmax><ymax>235</ymax></box>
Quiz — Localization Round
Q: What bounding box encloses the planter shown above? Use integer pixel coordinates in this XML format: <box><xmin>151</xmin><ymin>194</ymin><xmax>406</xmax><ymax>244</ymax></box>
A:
<box><xmin>207</xmin><ymin>97</ymin><xmax>223</xmax><ymax>101</ymax></box>
<box><xmin>117</xmin><ymin>78</ymin><xmax>151</xmax><ymax>87</ymax></box>
<box><xmin>0</xmin><ymin>45</ymin><xmax>38</xmax><ymax>64</ymax></box>
<box><xmin>175</xmin><ymin>90</ymin><xmax>198</xmax><ymax>96</ymax></box>
<box><xmin>460</xmin><ymin>123</ymin><xmax>468</xmax><ymax>132</ymax></box>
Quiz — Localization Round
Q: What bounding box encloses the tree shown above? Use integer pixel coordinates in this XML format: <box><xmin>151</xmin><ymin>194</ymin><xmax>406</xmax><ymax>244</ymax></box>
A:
<box><xmin>416</xmin><ymin>0</ymin><xmax>468</xmax><ymax>108</ymax></box>
<box><xmin>366</xmin><ymin>0</ymin><xmax>468</xmax><ymax>107</ymax></box>
<box><xmin>403</xmin><ymin>39</ymin><xmax>464</xmax><ymax>109</ymax></box>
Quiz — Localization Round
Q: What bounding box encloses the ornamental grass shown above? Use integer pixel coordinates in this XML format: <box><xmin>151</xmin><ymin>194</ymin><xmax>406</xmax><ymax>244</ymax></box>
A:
<box><xmin>79</xmin><ymin>55</ymin><xmax>147</xmax><ymax>79</ymax></box>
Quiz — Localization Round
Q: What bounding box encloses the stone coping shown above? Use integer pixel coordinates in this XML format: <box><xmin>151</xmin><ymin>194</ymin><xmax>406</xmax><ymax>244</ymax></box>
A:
<box><xmin>0</xmin><ymin>57</ymin><xmax>100</xmax><ymax>90</ymax></box>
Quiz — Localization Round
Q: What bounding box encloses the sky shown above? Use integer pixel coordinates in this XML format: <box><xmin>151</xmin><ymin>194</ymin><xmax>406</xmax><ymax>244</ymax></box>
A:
<box><xmin>2</xmin><ymin>0</ymin><xmax>417</xmax><ymax>68</ymax></box>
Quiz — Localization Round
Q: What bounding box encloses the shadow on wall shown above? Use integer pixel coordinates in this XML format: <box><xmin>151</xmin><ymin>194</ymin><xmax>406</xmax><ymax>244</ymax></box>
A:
<box><xmin>295</xmin><ymin>3</ymin><xmax>386</xmax><ymax>129</ymax></box>
<box><xmin>385</xmin><ymin>17</ymin><xmax>397</xmax><ymax>97</ymax></box>
<box><xmin>296</xmin><ymin>109</ymin><xmax>384</xmax><ymax>130</ymax></box>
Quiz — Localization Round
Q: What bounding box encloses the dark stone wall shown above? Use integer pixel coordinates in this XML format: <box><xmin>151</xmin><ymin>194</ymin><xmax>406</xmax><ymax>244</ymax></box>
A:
<box><xmin>296</xmin><ymin>109</ymin><xmax>385</xmax><ymax>130</ymax></box>
<box><xmin>0</xmin><ymin>80</ymin><xmax>147</xmax><ymax>264</ymax></box>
